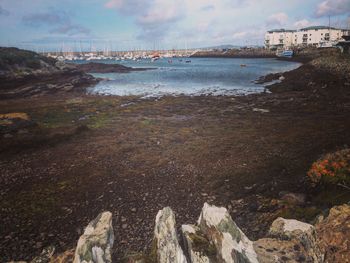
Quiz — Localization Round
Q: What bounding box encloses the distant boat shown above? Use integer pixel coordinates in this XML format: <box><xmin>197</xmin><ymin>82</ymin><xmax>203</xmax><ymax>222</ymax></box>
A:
<box><xmin>276</xmin><ymin>50</ymin><xmax>293</xmax><ymax>58</ymax></box>
<box><xmin>185</xmin><ymin>60</ymin><xmax>191</xmax><ymax>63</ymax></box>
<box><xmin>240</xmin><ymin>64</ymin><xmax>247</xmax><ymax>67</ymax></box>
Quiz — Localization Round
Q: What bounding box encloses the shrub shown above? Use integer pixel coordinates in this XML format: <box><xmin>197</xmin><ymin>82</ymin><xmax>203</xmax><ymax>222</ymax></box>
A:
<box><xmin>307</xmin><ymin>149</ymin><xmax>350</xmax><ymax>189</ymax></box>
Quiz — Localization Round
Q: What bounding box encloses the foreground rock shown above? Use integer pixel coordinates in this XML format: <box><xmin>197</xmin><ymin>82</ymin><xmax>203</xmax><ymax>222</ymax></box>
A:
<box><xmin>73</xmin><ymin>212</ymin><xmax>114</xmax><ymax>263</ymax></box>
<box><xmin>197</xmin><ymin>203</ymin><xmax>258</xmax><ymax>262</ymax></box>
<box><xmin>316</xmin><ymin>204</ymin><xmax>350</xmax><ymax>262</ymax></box>
<box><xmin>154</xmin><ymin>207</ymin><xmax>187</xmax><ymax>263</ymax></box>
<box><xmin>11</xmin><ymin>203</ymin><xmax>350</xmax><ymax>263</ymax></box>
<box><xmin>255</xmin><ymin>217</ymin><xmax>323</xmax><ymax>262</ymax></box>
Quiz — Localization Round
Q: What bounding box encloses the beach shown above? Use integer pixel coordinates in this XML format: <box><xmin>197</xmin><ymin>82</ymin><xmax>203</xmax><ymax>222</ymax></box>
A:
<box><xmin>1</xmin><ymin>48</ymin><xmax>350</xmax><ymax>261</ymax></box>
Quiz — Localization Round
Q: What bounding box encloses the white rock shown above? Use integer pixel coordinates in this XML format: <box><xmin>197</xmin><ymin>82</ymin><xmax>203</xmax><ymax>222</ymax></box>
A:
<box><xmin>198</xmin><ymin>203</ymin><xmax>258</xmax><ymax>263</ymax></box>
<box><xmin>73</xmin><ymin>212</ymin><xmax>114</xmax><ymax>263</ymax></box>
<box><xmin>154</xmin><ymin>207</ymin><xmax>187</xmax><ymax>263</ymax></box>
<box><xmin>269</xmin><ymin>217</ymin><xmax>313</xmax><ymax>238</ymax></box>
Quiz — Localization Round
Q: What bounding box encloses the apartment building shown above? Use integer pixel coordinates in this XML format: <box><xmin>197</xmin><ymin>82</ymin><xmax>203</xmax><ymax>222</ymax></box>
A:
<box><xmin>265</xmin><ymin>26</ymin><xmax>350</xmax><ymax>49</ymax></box>
<box><xmin>264</xmin><ymin>29</ymin><xmax>296</xmax><ymax>49</ymax></box>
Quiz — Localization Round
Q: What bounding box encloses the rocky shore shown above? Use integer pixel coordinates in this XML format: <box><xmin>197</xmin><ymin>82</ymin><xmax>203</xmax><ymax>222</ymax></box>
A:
<box><xmin>1</xmin><ymin>47</ymin><xmax>350</xmax><ymax>262</ymax></box>
<box><xmin>76</xmin><ymin>62</ymin><xmax>154</xmax><ymax>74</ymax></box>
<box><xmin>191</xmin><ymin>48</ymin><xmax>275</xmax><ymax>58</ymax></box>
<box><xmin>19</xmin><ymin>202</ymin><xmax>350</xmax><ymax>263</ymax></box>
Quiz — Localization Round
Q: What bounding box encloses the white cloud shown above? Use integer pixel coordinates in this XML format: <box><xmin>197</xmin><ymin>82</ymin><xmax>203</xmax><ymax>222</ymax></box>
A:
<box><xmin>294</xmin><ymin>19</ymin><xmax>312</xmax><ymax>28</ymax></box>
<box><xmin>316</xmin><ymin>0</ymin><xmax>350</xmax><ymax>17</ymax></box>
<box><xmin>266</xmin><ymin>12</ymin><xmax>288</xmax><ymax>26</ymax></box>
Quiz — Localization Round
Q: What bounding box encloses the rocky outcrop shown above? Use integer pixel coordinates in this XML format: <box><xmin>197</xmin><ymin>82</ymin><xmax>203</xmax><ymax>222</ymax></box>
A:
<box><xmin>153</xmin><ymin>207</ymin><xmax>187</xmax><ymax>263</ymax></box>
<box><xmin>316</xmin><ymin>204</ymin><xmax>350</xmax><ymax>262</ymax></box>
<box><xmin>76</xmin><ymin>62</ymin><xmax>153</xmax><ymax>74</ymax></box>
<box><xmin>197</xmin><ymin>203</ymin><xmax>258</xmax><ymax>263</ymax></box>
<box><xmin>0</xmin><ymin>47</ymin><xmax>99</xmax><ymax>99</ymax></box>
<box><xmin>255</xmin><ymin>217</ymin><xmax>323</xmax><ymax>262</ymax></box>
<box><xmin>13</xmin><ymin>203</ymin><xmax>350</xmax><ymax>263</ymax></box>
<box><xmin>73</xmin><ymin>212</ymin><xmax>114</xmax><ymax>263</ymax></box>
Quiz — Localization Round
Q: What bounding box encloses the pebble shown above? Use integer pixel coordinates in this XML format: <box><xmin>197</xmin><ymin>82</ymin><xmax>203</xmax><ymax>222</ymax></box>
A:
<box><xmin>122</xmin><ymin>224</ymin><xmax>128</xmax><ymax>229</ymax></box>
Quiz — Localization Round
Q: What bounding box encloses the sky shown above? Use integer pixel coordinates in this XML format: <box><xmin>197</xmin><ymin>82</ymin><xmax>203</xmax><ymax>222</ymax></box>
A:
<box><xmin>0</xmin><ymin>0</ymin><xmax>349</xmax><ymax>51</ymax></box>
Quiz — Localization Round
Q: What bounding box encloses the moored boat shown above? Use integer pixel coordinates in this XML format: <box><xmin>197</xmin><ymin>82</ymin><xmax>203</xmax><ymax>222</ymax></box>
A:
<box><xmin>276</xmin><ymin>49</ymin><xmax>293</xmax><ymax>58</ymax></box>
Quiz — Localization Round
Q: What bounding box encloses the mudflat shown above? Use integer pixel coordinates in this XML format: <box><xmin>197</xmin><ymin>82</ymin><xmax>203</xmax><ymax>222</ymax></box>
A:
<box><xmin>1</xmin><ymin>53</ymin><xmax>350</xmax><ymax>261</ymax></box>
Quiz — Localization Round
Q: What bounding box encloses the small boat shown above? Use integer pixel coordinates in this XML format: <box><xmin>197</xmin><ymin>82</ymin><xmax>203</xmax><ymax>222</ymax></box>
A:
<box><xmin>276</xmin><ymin>50</ymin><xmax>293</xmax><ymax>58</ymax></box>
<box><xmin>240</xmin><ymin>64</ymin><xmax>247</xmax><ymax>67</ymax></box>
<box><xmin>185</xmin><ymin>60</ymin><xmax>191</xmax><ymax>63</ymax></box>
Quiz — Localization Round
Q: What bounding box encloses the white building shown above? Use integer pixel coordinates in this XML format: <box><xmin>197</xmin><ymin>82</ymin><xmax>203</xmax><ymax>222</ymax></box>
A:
<box><xmin>264</xmin><ymin>29</ymin><xmax>296</xmax><ymax>49</ymax></box>
<box><xmin>265</xmin><ymin>26</ymin><xmax>350</xmax><ymax>49</ymax></box>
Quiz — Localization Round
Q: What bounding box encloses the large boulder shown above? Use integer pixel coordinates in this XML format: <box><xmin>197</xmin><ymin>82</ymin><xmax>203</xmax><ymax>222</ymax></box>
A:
<box><xmin>73</xmin><ymin>212</ymin><xmax>114</xmax><ymax>263</ymax></box>
<box><xmin>197</xmin><ymin>203</ymin><xmax>258</xmax><ymax>263</ymax></box>
<box><xmin>264</xmin><ymin>217</ymin><xmax>323</xmax><ymax>262</ymax></box>
<box><xmin>154</xmin><ymin>207</ymin><xmax>187</xmax><ymax>263</ymax></box>
<box><xmin>316</xmin><ymin>204</ymin><xmax>350</xmax><ymax>262</ymax></box>
<box><xmin>254</xmin><ymin>238</ymin><xmax>314</xmax><ymax>263</ymax></box>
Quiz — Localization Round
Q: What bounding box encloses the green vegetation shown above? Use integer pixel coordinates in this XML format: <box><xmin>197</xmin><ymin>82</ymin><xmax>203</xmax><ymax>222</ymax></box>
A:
<box><xmin>188</xmin><ymin>232</ymin><xmax>217</xmax><ymax>257</ymax></box>
<box><xmin>0</xmin><ymin>47</ymin><xmax>56</xmax><ymax>71</ymax></box>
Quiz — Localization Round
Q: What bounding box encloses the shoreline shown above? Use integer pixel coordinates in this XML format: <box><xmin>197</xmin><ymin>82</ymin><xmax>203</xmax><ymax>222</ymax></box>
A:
<box><xmin>1</xmin><ymin>48</ymin><xmax>350</xmax><ymax>261</ymax></box>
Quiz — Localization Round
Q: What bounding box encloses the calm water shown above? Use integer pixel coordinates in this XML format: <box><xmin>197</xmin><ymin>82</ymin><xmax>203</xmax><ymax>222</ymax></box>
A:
<box><xmin>83</xmin><ymin>57</ymin><xmax>301</xmax><ymax>97</ymax></box>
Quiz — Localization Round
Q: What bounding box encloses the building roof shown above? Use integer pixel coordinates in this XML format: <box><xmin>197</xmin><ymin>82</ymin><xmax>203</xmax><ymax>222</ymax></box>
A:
<box><xmin>300</xmin><ymin>26</ymin><xmax>338</xmax><ymax>31</ymax></box>
<box><xmin>267</xmin><ymin>29</ymin><xmax>296</xmax><ymax>33</ymax></box>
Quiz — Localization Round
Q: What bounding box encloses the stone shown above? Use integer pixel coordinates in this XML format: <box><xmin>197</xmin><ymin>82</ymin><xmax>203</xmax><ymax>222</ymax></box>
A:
<box><xmin>268</xmin><ymin>217</ymin><xmax>323</xmax><ymax>262</ymax></box>
<box><xmin>153</xmin><ymin>207</ymin><xmax>187</xmax><ymax>263</ymax></box>
<box><xmin>316</xmin><ymin>204</ymin><xmax>350</xmax><ymax>263</ymax></box>
<box><xmin>181</xmin><ymin>224</ymin><xmax>215</xmax><ymax>263</ymax></box>
<box><xmin>73</xmin><ymin>211</ymin><xmax>114</xmax><ymax>263</ymax></box>
<box><xmin>252</xmin><ymin>108</ymin><xmax>270</xmax><ymax>113</ymax></box>
<box><xmin>49</xmin><ymin>249</ymin><xmax>75</xmax><ymax>263</ymax></box>
<box><xmin>30</xmin><ymin>246</ymin><xmax>55</xmax><ymax>263</ymax></box>
<box><xmin>280</xmin><ymin>192</ymin><xmax>306</xmax><ymax>205</ymax></box>
<box><xmin>198</xmin><ymin>203</ymin><xmax>258</xmax><ymax>263</ymax></box>
<box><xmin>254</xmin><ymin>238</ymin><xmax>312</xmax><ymax>263</ymax></box>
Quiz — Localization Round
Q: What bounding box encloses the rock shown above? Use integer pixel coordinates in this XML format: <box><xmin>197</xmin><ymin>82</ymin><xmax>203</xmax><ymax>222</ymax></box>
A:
<box><xmin>280</xmin><ymin>192</ymin><xmax>306</xmax><ymax>205</ymax></box>
<box><xmin>3</xmin><ymin>133</ymin><xmax>13</xmax><ymax>138</ymax></box>
<box><xmin>268</xmin><ymin>217</ymin><xmax>323</xmax><ymax>262</ymax></box>
<box><xmin>153</xmin><ymin>207</ymin><xmax>187</xmax><ymax>263</ymax></box>
<box><xmin>30</xmin><ymin>246</ymin><xmax>55</xmax><ymax>263</ymax></box>
<box><xmin>254</xmin><ymin>238</ymin><xmax>311</xmax><ymax>263</ymax></box>
<box><xmin>181</xmin><ymin>224</ymin><xmax>215</xmax><ymax>263</ymax></box>
<box><xmin>62</xmin><ymin>84</ymin><xmax>74</xmax><ymax>91</ymax></box>
<box><xmin>198</xmin><ymin>203</ymin><xmax>258</xmax><ymax>263</ymax></box>
<box><xmin>49</xmin><ymin>249</ymin><xmax>75</xmax><ymax>263</ymax></box>
<box><xmin>252</xmin><ymin>108</ymin><xmax>270</xmax><ymax>113</ymax></box>
<box><xmin>73</xmin><ymin>211</ymin><xmax>114</xmax><ymax>263</ymax></box>
<box><xmin>279</xmin><ymin>76</ymin><xmax>285</xmax><ymax>81</ymax></box>
<box><xmin>316</xmin><ymin>204</ymin><xmax>350</xmax><ymax>263</ymax></box>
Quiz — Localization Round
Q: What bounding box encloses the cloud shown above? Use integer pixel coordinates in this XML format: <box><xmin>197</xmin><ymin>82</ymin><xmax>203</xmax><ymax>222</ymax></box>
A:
<box><xmin>201</xmin><ymin>5</ymin><xmax>215</xmax><ymax>11</ymax></box>
<box><xmin>0</xmin><ymin>5</ymin><xmax>9</xmax><ymax>16</ymax></box>
<box><xmin>266</xmin><ymin>12</ymin><xmax>288</xmax><ymax>26</ymax></box>
<box><xmin>105</xmin><ymin>0</ymin><xmax>184</xmax><ymax>41</ymax></box>
<box><xmin>316</xmin><ymin>0</ymin><xmax>350</xmax><ymax>17</ymax></box>
<box><xmin>22</xmin><ymin>10</ymin><xmax>90</xmax><ymax>36</ymax></box>
<box><xmin>294</xmin><ymin>19</ymin><xmax>313</xmax><ymax>28</ymax></box>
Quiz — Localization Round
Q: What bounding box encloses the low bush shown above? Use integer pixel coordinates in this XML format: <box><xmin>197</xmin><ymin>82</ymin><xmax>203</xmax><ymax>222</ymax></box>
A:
<box><xmin>307</xmin><ymin>149</ymin><xmax>350</xmax><ymax>189</ymax></box>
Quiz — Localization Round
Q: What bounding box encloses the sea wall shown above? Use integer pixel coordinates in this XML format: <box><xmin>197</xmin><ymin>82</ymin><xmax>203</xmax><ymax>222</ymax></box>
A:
<box><xmin>25</xmin><ymin>203</ymin><xmax>350</xmax><ymax>263</ymax></box>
